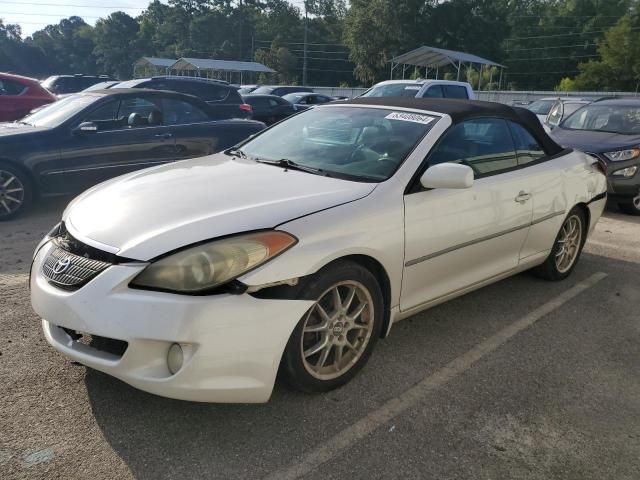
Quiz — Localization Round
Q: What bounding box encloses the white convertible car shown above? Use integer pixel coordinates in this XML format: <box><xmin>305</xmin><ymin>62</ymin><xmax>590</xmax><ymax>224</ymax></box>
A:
<box><xmin>31</xmin><ymin>98</ymin><xmax>607</xmax><ymax>403</ymax></box>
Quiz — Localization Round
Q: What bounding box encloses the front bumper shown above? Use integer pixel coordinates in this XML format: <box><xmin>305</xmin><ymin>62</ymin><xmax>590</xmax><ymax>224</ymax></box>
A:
<box><xmin>31</xmin><ymin>242</ymin><xmax>314</xmax><ymax>403</ymax></box>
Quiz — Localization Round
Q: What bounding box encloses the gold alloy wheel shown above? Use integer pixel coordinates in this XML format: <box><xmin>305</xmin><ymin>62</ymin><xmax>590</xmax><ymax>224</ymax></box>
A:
<box><xmin>555</xmin><ymin>214</ymin><xmax>583</xmax><ymax>273</ymax></box>
<box><xmin>300</xmin><ymin>280</ymin><xmax>375</xmax><ymax>381</ymax></box>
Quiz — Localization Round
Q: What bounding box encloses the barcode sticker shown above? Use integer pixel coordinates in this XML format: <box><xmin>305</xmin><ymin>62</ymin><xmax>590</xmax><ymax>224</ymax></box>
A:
<box><xmin>385</xmin><ymin>112</ymin><xmax>436</xmax><ymax>125</ymax></box>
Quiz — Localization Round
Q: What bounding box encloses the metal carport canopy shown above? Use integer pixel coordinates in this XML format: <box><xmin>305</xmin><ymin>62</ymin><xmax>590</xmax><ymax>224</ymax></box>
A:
<box><xmin>391</xmin><ymin>46</ymin><xmax>504</xmax><ymax>69</ymax></box>
<box><xmin>171</xmin><ymin>58</ymin><xmax>275</xmax><ymax>73</ymax></box>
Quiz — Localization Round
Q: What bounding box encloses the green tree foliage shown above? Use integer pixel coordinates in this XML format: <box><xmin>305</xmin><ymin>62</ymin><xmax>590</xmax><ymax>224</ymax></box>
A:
<box><xmin>567</xmin><ymin>15</ymin><xmax>640</xmax><ymax>91</ymax></box>
<box><xmin>93</xmin><ymin>12</ymin><xmax>142</xmax><ymax>79</ymax></box>
<box><xmin>2</xmin><ymin>0</ymin><xmax>640</xmax><ymax>90</ymax></box>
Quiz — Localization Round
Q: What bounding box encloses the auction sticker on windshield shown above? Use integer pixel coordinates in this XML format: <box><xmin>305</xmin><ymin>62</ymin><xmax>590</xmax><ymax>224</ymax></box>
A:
<box><xmin>385</xmin><ymin>112</ymin><xmax>436</xmax><ymax>125</ymax></box>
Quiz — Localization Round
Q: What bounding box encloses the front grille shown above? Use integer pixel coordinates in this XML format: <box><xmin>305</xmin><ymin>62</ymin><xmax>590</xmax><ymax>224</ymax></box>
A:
<box><xmin>42</xmin><ymin>246</ymin><xmax>111</xmax><ymax>290</ymax></box>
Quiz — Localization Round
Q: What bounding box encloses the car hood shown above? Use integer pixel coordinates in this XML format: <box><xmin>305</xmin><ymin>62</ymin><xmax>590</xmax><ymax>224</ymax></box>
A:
<box><xmin>0</xmin><ymin>122</ymin><xmax>50</xmax><ymax>137</ymax></box>
<box><xmin>63</xmin><ymin>154</ymin><xmax>376</xmax><ymax>260</ymax></box>
<box><xmin>549</xmin><ymin>127</ymin><xmax>640</xmax><ymax>154</ymax></box>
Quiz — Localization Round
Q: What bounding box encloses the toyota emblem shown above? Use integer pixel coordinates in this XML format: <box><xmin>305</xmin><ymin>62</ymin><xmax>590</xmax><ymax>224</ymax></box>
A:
<box><xmin>52</xmin><ymin>257</ymin><xmax>72</xmax><ymax>275</ymax></box>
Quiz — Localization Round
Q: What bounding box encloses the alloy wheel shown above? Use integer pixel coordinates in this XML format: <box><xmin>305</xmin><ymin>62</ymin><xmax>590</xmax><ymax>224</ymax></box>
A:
<box><xmin>555</xmin><ymin>214</ymin><xmax>583</xmax><ymax>273</ymax></box>
<box><xmin>0</xmin><ymin>170</ymin><xmax>25</xmax><ymax>217</ymax></box>
<box><xmin>633</xmin><ymin>194</ymin><xmax>640</xmax><ymax>210</ymax></box>
<box><xmin>300</xmin><ymin>280</ymin><xmax>375</xmax><ymax>381</ymax></box>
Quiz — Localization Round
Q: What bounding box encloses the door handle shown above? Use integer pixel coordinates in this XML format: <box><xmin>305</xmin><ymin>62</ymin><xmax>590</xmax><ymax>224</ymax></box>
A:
<box><xmin>154</xmin><ymin>133</ymin><xmax>173</xmax><ymax>139</ymax></box>
<box><xmin>515</xmin><ymin>191</ymin><xmax>531</xmax><ymax>204</ymax></box>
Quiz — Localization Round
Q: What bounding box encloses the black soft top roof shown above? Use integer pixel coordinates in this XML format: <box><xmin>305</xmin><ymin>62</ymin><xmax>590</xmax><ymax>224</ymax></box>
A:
<box><xmin>339</xmin><ymin>97</ymin><xmax>564</xmax><ymax>156</ymax></box>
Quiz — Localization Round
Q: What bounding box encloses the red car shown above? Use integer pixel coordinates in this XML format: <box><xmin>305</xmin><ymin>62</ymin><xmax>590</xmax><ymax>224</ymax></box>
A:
<box><xmin>0</xmin><ymin>73</ymin><xmax>56</xmax><ymax>122</ymax></box>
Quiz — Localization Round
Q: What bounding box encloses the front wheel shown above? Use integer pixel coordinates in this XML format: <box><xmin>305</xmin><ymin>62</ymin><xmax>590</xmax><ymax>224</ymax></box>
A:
<box><xmin>281</xmin><ymin>261</ymin><xmax>384</xmax><ymax>393</ymax></box>
<box><xmin>532</xmin><ymin>207</ymin><xmax>586</xmax><ymax>281</ymax></box>
<box><xmin>0</xmin><ymin>164</ymin><xmax>32</xmax><ymax>221</ymax></box>
<box><xmin>618</xmin><ymin>195</ymin><xmax>640</xmax><ymax>216</ymax></box>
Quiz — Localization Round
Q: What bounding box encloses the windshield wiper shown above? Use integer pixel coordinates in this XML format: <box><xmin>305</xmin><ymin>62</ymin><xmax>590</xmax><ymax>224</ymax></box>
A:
<box><xmin>225</xmin><ymin>147</ymin><xmax>247</xmax><ymax>159</ymax></box>
<box><xmin>254</xmin><ymin>158</ymin><xmax>329</xmax><ymax>176</ymax></box>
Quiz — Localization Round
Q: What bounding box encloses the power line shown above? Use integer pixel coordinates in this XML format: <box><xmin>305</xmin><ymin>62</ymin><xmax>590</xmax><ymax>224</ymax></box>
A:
<box><xmin>508</xmin><ymin>27</ymin><xmax>640</xmax><ymax>41</ymax></box>
<box><xmin>505</xmin><ymin>43</ymin><xmax>597</xmax><ymax>52</ymax></box>
<box><xmin>508</xmin><ymin>54</ymin><xmax>599</xmax><ymax>61</ymax></box>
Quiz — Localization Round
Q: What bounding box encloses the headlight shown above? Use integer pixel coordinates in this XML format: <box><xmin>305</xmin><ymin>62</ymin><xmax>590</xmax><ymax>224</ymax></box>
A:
<box><xmin>611</xmin><ymin>165</ymin><xmax>638</xmax><ymax>177</ymax></box>
<box><xmin>603</xmin><ymin>148</ymin><xmax>640</xmax><ymax>162</ymax></box>
<box><xmin>130</xmin><ymin>231</ymin><xmax>297</xmax><ymax>293</ymax></box>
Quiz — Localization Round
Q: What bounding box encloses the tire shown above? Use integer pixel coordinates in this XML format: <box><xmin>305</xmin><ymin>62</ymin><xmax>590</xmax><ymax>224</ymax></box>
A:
<box><xmin>0</xmin><ymin>163</ymin><xmax>32</xmax><ymax>221</ymax></box>
<box><xmin>281</xmin><ymin>260</ymin><xmax>384</xmax><ymax>393</ymax></box>
<box><xmin>618</xmin><ymin>195</ymin><xmax>640</xmax><ymax>216</ymax></box>
<box><xmin>532</xmin><ymin>207</ymin><xmax>587</xmax><ymax>281</ymax></box>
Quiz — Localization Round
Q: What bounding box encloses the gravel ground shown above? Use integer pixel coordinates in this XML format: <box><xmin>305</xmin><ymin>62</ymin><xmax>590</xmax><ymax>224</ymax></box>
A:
<box><xmin>0</xmin><ymin>199</ymin><xmax>639</xmax><ymax>480</ymax></box>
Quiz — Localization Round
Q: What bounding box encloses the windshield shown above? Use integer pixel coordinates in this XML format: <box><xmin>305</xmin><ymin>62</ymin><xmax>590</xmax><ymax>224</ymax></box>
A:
<box><xmin>560</xmin><ymin>104</ymin><xmax>640</xmax><ymax>134</ymax></box>
<box><xmin>239</xmin><ymin>106</ymin><xmax>438</xmax><ymax>182</ymax></box>
<box><xmin>21</xmin><ymin>94</ymin><xmax>97</xmax><ymax>128</ymax></box>
<box><xmin>527</xmin><ymin>100</ymin><xmax>555</xmax><ymax>115</ymax></box>
<box><xmin>361</xmin><ymin>83</ymin><xmax>422</xmax><ymax>98</ymax></box>
<box><xmin>282</xmin><ymin>93</ymin><xmax>304</xmax><ymax>103</ymax></box>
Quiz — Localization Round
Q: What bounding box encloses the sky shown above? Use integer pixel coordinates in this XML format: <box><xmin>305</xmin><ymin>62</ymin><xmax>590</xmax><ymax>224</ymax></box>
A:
<box><xmin>2</xmin><ymin>0</ymin><xmax>162</xmax><ymax>37</ymax></box>
<box><xmin>2</xmin><ymin>0</ymin><xmax>308</xmax><ymax>38</ymax></box>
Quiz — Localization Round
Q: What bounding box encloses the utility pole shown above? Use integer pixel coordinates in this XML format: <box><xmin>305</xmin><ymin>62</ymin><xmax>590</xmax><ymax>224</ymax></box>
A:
<box><xmin>303</xmin><ymin>0</ymin><xmax>308</xmax><ymax>86</ymax></box>
<box><xmin>238</xmin><ymin>0</ymin><xmax>243</xmax><ymax>60</ymax></box>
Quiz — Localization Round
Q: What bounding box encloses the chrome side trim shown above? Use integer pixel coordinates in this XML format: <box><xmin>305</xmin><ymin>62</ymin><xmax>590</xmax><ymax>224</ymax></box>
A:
<box><xmin>44</xmin><ymin>160</ymin><xmax>171</xmax><ymax>176</ymax></box>
<box><xmin>405</xmin><ymin>210</ymin><xmax>566</xmax><ymax>267</ymax></box>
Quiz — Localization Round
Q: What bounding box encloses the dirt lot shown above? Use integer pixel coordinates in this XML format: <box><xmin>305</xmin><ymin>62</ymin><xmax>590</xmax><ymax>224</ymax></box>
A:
<box><xmin>1</xmin><ymin>198</ymin><xmax>639</xmax><ymax>480</ymax></box>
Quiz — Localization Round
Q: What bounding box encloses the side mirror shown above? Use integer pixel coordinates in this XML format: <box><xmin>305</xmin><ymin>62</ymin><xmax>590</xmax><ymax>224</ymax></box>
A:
<box><xmin>420</xmin><ymin>163</ymin><xmax>474</xmax><ymax>189</ymax></box>
<box><xmin>73</xmin><ymin>121</ymin><xmax>98</xmax><ymax>134</ymax></box>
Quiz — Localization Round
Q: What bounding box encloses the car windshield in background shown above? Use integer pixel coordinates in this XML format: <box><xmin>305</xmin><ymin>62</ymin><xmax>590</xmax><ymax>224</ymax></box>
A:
<box><xmin>84</xmin><ymin>81</ymin><xmax>118</xmax><ymax>91</ymax></box>
<box><xmin>20</xmin><ymin>94</ymin><xmax>96</xmax><ymax>128</ymax></box>
<box><xmin>560</xmin><ymin>104</ymin><xmax>640</xmax><ymax>134</ymax></box>
<box><xmin>239</xmin><ymin>106</ymin><xmax>438</xmax><ymax>182</ymax></box>
<box><xmin>251</xmin><ymin>86</ymin><xmax>275</xmax><ymax>94</ymax></box>
<box><xmin>361</xmin><ymin>83</ymin><xmax>421</xmax><ymax>98</ymax></box>
<box><xmin>527</xmin><ymin>99</ymin><xmax>555</xmax><ymax>115</ymax></box>
<box><xmin>282</xmin><ymin>93</ymin><xmax>304</xmax><ymax>103</ymax></box>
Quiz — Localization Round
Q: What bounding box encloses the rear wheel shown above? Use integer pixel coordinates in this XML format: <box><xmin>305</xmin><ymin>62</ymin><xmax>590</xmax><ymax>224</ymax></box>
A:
<box><xmin>0</xmin><ymin>164</ymin><xmax>32</xmax><ymax>221</ymax></box>
<box><xmin>533</xmin><ymin>207</ymin><xmax>586</xmax><ymax>281</ymax></box>
<box><xmin>281</xmin><ymin>261</ymin><xmax>383</xmax><ymax>393</ymax></box>
<box><xmin>618</xmin><ymin>195</ymin><xmax>640</xmax><ymax>216</ymax></box>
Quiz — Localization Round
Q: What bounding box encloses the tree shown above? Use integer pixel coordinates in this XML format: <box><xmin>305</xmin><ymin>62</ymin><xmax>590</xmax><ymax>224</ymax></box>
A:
<box><xmin>569</xmin><ymin>15</ymin><xmax>640</xmax><ymax>91</ymax></box>
<box><xmin>93</xmin><ymin>12</ymin><xmax>142</xmax><ymax>78</ymax></box>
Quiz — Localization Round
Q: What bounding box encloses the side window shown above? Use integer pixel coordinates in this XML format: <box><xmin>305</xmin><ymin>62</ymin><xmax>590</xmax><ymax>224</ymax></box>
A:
<box><xmin>316</xmin><ymin>96</ymin><xmax>331</xmax><ymax>104</ymax></box>
<box><xmin>117</xmin><ymin>97</ymin><xmax>162</xmax><ymax>128</ymax></box>
<box><xmin>0</xmin><ymin>79</ymin><xmax>26</xmax><ymax>96</ymax></box>
<box><xmin>423</xmin><ymin>85</ymin><xmax>444</xmax><ymax>98</ymax></box>
<box><xmin>443</xmin><ymin>85</ymin><xmax>468</xmax><ymax>99</ymax></box>
<box><xmin>82</xmin><ymin>100</ymin><xmax>121</xmax><ymax>131</ymax></box>
<box><xmin>508</xmin><ymin>121</ymin><xmax>546</xmax><ymax>165</ymax></box>
<box><xmin>163</xmin><ymin>98</ymin><xmax>209</xmax><ymax>125</ymax></box>
<box><xmin>268</xmin><ymin>98</ymin><xmax>280</xmax><ymax>108</ymax></box>
<box><xmin>426</xmin><ymin>118</ymin><xmax>518</xmax><ymax>176</ymax></box>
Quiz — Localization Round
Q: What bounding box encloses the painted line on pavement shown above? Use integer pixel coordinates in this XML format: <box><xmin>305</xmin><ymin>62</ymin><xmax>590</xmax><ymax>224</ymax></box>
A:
<box><xmin>264</xmin><ymin>272</ymin><xmax>608</xmax><ymax>480</ymax></box>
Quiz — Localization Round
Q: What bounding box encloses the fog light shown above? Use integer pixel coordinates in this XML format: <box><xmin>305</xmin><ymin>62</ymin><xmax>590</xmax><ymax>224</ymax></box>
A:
<box><xmin>167</xmin><ymin>343</ymin><xmax>184</xmax><ymax>374</ymax></box>
<box><xmin>612</xmin><ymin>166</ymin><xmax>638</xmax><ymax>178</ymax></box>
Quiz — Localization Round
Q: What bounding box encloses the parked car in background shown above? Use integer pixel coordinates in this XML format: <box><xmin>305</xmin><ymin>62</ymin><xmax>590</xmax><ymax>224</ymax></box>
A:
<box><xmin>282</xmin><ymin>92</ymin><xmax>334</xmax><ymax>111</ymax></box>
<box><xmin>543</xmin><ymin>99</ymin><xmax>591</xmax><ymax>132</ymax></box>
<box><xmin>116</xmin><ymin>76</ymin><xmax>252</xmax><ymax>119</ymax></box>
<box><xmin>0</xmin><ymin>72</ymin><xmax>56</xmax><ymax>122</ymax></box>
<box><xmin>30</xmin><ymin>98</ymin><xmax>606</xmax><ymax>403</ymax></box>
<box><xmin>242</xmin><ymin>94</ymin><xmax>297</xmax><ymax>125</ymax></box>
<box><xmin>237</xmin><ymin>85</ymin><xmax>260</xmax><ymax>94</ymax></box>
<box><xmin>550</xmin><ymin>98</ymin><xmax>640</xmax><ymax>215</ymax></box>
<box><xmin>41</xmin><ymin>74</ymin><xmax>115</xmax><ymax>95</ymax></box>
<box><xmin>360</xmin><ymin>79</ymin><xmax>476</xmax><ymax>100</ymax></box>
<box><xmin>251</xmin><ymin>85</ymin><xmax>314</xmax><ymax>96</ymax></box>
<box><xmin>0</xmin><ymin>88</ymin><xmax>265</xmax><ymax>219</ymax></box>
<box><xmin>510</xmin><ymin>100</ymin><xmax>532</xmax><ymax>107</ymax></box>
<box><xmin>526</xmin><ymin>97</ymin><xmax>569</xmax><ymax>124</ymax></box>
